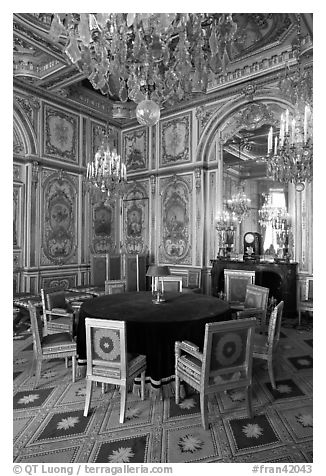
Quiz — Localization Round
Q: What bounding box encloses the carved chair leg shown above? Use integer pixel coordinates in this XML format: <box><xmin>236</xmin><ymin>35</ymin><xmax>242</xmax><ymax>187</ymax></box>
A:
<box><xmin>268</xmin><ymin>359</ymin><xmax>276</xmax><ymax>389</ymax></box>
<box><xmin>246</xmin><ymin>385</ymin><xmax>253</xmax><ymax>418</ymax></box>
<box><xmin>83</xmin><ymin>379</ymin><xmax>93</xmax><ymax>417</ymax></box>
<box><xmin>119</xmin><ymin>385</ymin><xmax>127</xmax><ymax>424</ymax></box>
<box><xmin>34</xmin><ymin>360</ymin><xmax>42</xmax><ymax>388</ymax></box>
<box><xmin>175</xmin><ymin>372</ymin><xmax>180</xmax><ymax>404</ymax></box>
<box><xmin>72</xmin><ymin>355</ymin><xmax>76</xmax><ymax>383</ymax></box>
<box><xmin>200</xmin><ymin>393</ymin><xmax>208</xmax><ymax>430</ymax></box>
<box><xmin>140</xmin><ymin>371</ymin><xmax>146</xmax><ymax>401</ymax></box>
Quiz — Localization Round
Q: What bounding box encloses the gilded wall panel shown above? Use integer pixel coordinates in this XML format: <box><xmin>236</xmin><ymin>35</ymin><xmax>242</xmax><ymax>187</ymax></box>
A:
<box><xmin>40</xmin><ymin>170</ymin><xmax>78</xmax><ymax>265</ymax></box>
<box><xmin>91</xmin><ymin>201</ymin><xmax>115</xmax><ymax>254</ymax></box>
<box><xmin>159</xmin><ymin>113</ymin><xmax>191</xmax><ymax>167</ymax></box>
<box><xmin>122</xmin><ymin>128</ymin><xmax>148</xmax><ymax>172</ymax></box>
<box><xmin>159</xmin><ymin>175</ymin><xmax>192</xmax><ymax>264</ymax></box>
<box><xmin>41</xmin><ymin>275</ymin><xmax>77</xmax><ymax>290</ymax></box>
<box><xmin>43</xmin><ymin>104</ymin><xmax>78</xmax><ymax>162</ymax></box>
<box><xmin>123</xmin><ymin>182</ymin><xmax>149</xmax><ymax>255</ymax></box>
<box><xmin>91</xmin><ymin>121</ymin><xmax>119</xmax><ymax>157</ymax></box>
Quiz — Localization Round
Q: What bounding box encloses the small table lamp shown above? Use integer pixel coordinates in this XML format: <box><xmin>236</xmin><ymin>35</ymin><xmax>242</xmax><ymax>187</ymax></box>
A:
<box><xmin>146</xmin><ymin>265</ymin><xmax>171</xmax><ymax>304</ymax></box>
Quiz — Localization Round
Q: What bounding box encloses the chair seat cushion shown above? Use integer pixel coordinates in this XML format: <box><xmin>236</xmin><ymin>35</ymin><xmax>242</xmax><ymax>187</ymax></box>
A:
<box><xmin>253</xmin><ymin>333</ymin><xmax>268</xmax><ymax>354</ymax></box>
<box><xmin>42</xmin><ymin>332</ymin><xmax>76</xmax><ymax>353</ymax></box>
<box><xmin>127</xmin><ymin>353</ymin><xmax>147</xmax><ymax>377</ymax></box>
<box><xmin>47</xmin><ymin>316</ymin><xmax>72</xmax><ymax>330</ymax></box>
<box><xmin>90</xmin><ymin>353</ymin><xmax>146</xmax><ymax>381</ymax></box>
<box><xmin>177</xmin><ymin>354</ymin><xmax>202</xmax><ymax>378</ymax></box>
<box><xmin>51</xmin><ymin>308</ymin><xmax>73</xmax><ymax>316</ymax></box>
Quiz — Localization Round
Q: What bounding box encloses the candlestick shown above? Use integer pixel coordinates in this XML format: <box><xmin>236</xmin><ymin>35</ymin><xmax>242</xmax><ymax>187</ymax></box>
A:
<box><xmin>106</xmin><ymin>253</ymin><xmax>109</xmax><ymax>280</ymax></box>
<box><xmin>268</xmin><ymin>126</ymin><xmax>273</xmax><ymax>154</ymax></box>
<box><xmin>304</xmin><ymin>105</ymin><xmax>308</xmax><ymax>143</ymax></box>
<box><xmin>285</xmin><ymin>109</ymin><xmax>289</xmax><ymax>134</ymax></box>
<box><xmin>274</xmin><ymin>136</ymin><xmax>278</xmax><ymax>155</ymax></box>
<box><xmin>291</xmin><ymin>118</ymin><xmax>296</xmax><ymax>145</ymax></box>
<box><xmin>136</xmin><ymin>253</ymin><xmax>139</xmax><ymax>292</ymax></box>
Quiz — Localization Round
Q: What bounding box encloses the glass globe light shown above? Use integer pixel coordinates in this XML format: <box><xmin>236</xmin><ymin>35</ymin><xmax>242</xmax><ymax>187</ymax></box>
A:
<box><xmin>295</xmin><ymin>182</ymin><xmax>305</xmax><ymax>192</ymax></box>
<box><xmin>136</xmin><ymin>99</ymin><xmax>161</xmax><ymax>127</ymax></box>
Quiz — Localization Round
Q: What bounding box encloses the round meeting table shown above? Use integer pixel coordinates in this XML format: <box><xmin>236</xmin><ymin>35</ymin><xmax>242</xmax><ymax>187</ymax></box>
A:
<box><xmin>76</xmin><ymin>291</ymin><xmax>231</xmax><ymax>391</ymax></box>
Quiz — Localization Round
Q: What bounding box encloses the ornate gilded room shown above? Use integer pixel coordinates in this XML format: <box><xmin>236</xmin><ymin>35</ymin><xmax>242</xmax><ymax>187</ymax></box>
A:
<box><xmin>13</xmin><ymin>13</ymin><xmax>313</xmax><ymax>464</ymax></box>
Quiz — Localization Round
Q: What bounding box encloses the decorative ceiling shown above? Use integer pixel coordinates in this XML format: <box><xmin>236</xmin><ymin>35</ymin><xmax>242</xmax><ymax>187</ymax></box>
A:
<box><xmin>13</xmin><ymin>12</ymin><xmax>313</xmax><ymax>171</ymax></box>
<box><xmin>13</xmin><ymin>14</ymin><xmax>312</xmax><ymax>119</ymax></box>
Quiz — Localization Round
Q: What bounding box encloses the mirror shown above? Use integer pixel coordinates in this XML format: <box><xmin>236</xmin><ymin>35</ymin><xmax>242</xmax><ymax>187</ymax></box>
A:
<box><xmin>222</xmin><ymin>123</ymin><xmax>291</xmax><ymax>259</ymax></box>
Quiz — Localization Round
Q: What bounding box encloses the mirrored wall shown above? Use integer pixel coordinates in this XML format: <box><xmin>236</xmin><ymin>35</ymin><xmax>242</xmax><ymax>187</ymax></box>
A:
<box><xmin>217</xmin><ymin>123</ymin><xmax>292</xmax><ymax>260</ymax></box>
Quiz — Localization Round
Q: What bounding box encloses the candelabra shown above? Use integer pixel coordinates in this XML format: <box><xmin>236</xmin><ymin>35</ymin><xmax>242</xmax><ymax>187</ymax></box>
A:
<box><xmin>258</xmin><ymin>194</ymin><xmax>292</xmax><ymax>260</ymax></box>
<box><xmin>265</xmin><ymin>14</ymin><xmax>312</xmax><ymax>192</ymax></box>
<box><xmin>86</xmin><ymin>133</ymin><xmax>127</xmax><ymax>204</ymax></box>
<box><xmin>265</xmin><ymin>105</ymin><xmax>312</xmax><ymax>192</ymax></box>
<box><xmin>215</xmin><ymin>211</ymin><xmax>237</xmax><ymax>257</ymax></box>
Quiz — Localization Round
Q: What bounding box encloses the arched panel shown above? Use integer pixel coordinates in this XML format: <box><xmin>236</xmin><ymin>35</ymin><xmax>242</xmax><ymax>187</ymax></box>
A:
<box><xmin>13</xmin><ymin>101</ymin><xmax>38</xmax><ymax>156</ymax></box>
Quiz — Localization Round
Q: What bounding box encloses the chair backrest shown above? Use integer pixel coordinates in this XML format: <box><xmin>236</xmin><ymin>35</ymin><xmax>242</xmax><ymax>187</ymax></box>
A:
<box><xmin>266</xmin><ymin>301</ymin><xmax>284</xmax><ymax>353</ymax></box>
<box><xmin>105</xmin><ymin>280</ymin><xmax>126</xmax><ymax>295</ymax></box>
<box><xmin>90</xmin><ymin>254</ymin><xmax>109</xmax><ymax>286</ymax></box>
<box><xmin>85</xmin><ymin>318</ymin><xmax>127</xmax><ymax>383</ymax></box>
<box><xmin>41</xmin><ymin>286</ymin><xmax>67</xmax><ymax>312</ymax></box>
<box><xmin>28</xmin><ymin>302</ymin><xmax>43</xmax><ymax>357</ymax></box>
<box><xmin>224</xmin><ymin>269</ymin><xmax>255</xmax><ymax>303</ymax></box>
<box><xmin>298</xmin><ymin>275</ymin><xmax>313</xmax><ymax>302</ymax></box>
<box><xmin>201</xmin><ymin>318</ymin><xmax>256</xmax><ymax>391</ymax></box>
<box><xmin>187</xmin><ymin>269</ymin><xmax>202</xmax><ymax>289</ymax></box>
<box><xmin>107</xmin><ymin>253</ymin><xmax>125</xmax><ymax>280</ymax></box>
<box><xmin>124</xmin><ymin>253</ymin><xmax>148</xmax><ymax>291</ymax></box>
<box><xmin>158</xmin><ymin>276</ymin><xmax>183</xmax><ymax>293</ymax></box>
<box><xmin>244</xmin><ymin>284</ymin><xmax>269</xmax><ymax>310</ymax></box>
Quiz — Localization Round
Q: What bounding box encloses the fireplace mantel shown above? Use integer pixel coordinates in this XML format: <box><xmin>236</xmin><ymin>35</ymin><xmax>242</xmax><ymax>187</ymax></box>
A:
<box><xmin>210</xmin><ymin>259</ymin><xmax>298</xmax><ymax>318</ymax></box>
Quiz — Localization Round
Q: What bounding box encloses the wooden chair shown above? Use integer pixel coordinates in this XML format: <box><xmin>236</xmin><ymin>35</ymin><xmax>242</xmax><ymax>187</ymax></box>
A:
<box><xmin>252</xmin><ymin>301</ymin><xmax>284</xmax><ymax>389</ymax></box>
<box><xmin>105</xmin><ymin>280</ymin><xmax>127</xmax><ymax>295</ymax></box>
<box><xmin>124</xmin><ymin>253</ymin><xmax>148</xmax><ymax>291</ymax></box>
<box><xmin>41</xmin><ymin>287</ymin><xmax>74</xmax><ymax>336</ymax></box>
<box><xmin>158</xmin><ymin>276</ymin><xmax>183</xmax><ymax>293</ymax></box>
<box><xmin>236</xmin><ymin>284</ymin><xmax>270</xmax><ymax>332</ymax></box>
<box><xmin>83</xmin><ymin>318</ymin><xmax>147</xmax><ymax>423</ymax></box>
<box><xmin>224</xmin><ymin>269</ymin><xmax>255</xmax><ymax>310</ymax></box>
<box><xmin>28</xmin><ymin>302</ymin><xmax>77</xmax><ymax>388</ymax></box>
<box><xmin>175</xmin><ymin>318</ymin><xmax>257</xmax><ymax>430</ymax></box>
<box><xmin>297</xmin><ymin>275</ymin><xmax>313</xmax><ymax>326</ymax></box>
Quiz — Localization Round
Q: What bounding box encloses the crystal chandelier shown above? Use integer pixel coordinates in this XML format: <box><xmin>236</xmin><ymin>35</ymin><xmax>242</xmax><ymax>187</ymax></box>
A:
<box><xmin>265</xmin><ymin>14</ymin><xmax>313</xmax><ymax>192</ymax></box>
<box><xmin>226</xmin><ymin>185</ymin><xmax>251</xmax><ymax>223</ymax></box>
<box><xmin>49</xmin><ymin>13</ymin><xmax>238</xmax><ymax>126</ymax></box>
<box><xmin>86</xmin><ymin>130</ymin><xmax>127</xmax><ymax>203</ymax></box>
<box><xmin>258</xmin><ymin>194</ymin><xmax>290</xmax><ymax>230</ymax></box>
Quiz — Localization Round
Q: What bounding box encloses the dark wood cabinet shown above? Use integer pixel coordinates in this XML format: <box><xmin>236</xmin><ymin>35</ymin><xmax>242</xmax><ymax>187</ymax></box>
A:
<box><xmin>211</xmin><ymin>259</ymin><xmax>298</xmax><ymax>318</ymax></box>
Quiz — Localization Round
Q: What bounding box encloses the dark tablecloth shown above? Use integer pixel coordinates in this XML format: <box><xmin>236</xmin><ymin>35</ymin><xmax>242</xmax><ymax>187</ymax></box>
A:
<box><xmin>77</xmin><ymin>291</ymin><xmax>231</xmax><ymax>386</ymax></box>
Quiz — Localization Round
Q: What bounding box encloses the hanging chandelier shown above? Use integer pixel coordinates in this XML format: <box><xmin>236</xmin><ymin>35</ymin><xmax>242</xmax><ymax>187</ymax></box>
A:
<box><xmin>258</xmin><ymin>194</ymin><xmax>290</xmax><ymax>231</ymax></box>
<box><xmin>49</xmin><ymin>13</ymin><xmax>238</xmax><ymax>126</ymax></box>
<box><xmin>86</xmin><ymin>130</ymin><xmax>127</xmax><ymax>203</ymax></box>
<box><xmin>265</xmin><ymin>14</ymin><xmax>313</xmax><ymax>192</ymax></box>
<box><xmin>226</xmin><ymin>185</ymin><xmax>251</xmax><ymax>224</ymax></box>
